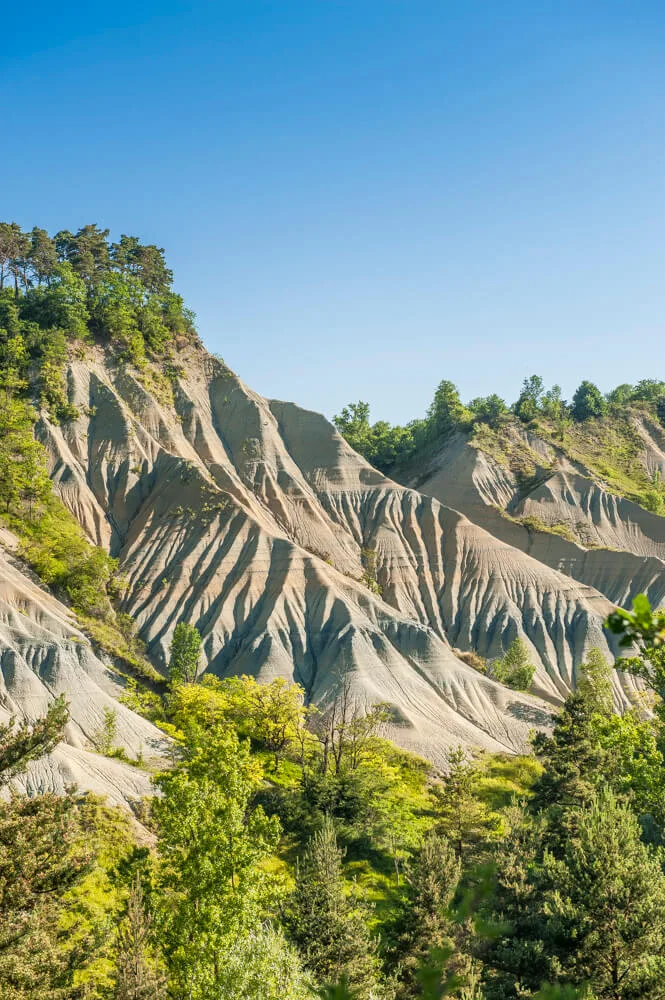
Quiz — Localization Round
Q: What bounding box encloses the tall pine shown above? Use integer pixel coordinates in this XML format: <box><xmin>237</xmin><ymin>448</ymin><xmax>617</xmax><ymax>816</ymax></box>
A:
<box><xmin>285</xmin><ymin>817</ymin><xmax>380</xmax><ymax>999</ymax></box>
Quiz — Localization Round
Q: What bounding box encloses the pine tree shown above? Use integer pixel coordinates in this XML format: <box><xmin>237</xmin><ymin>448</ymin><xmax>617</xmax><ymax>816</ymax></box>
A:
<box><xmin>0</xmin><ymin>793</ymin><xmax>92</xmax><ymax>998</ymax></box>
<box><xmin>285</xmin><ymin>817</ymin><xmax>380</xmax><ymax>998</ymax></box>
<box><xmin>530</xmin><ymin>693</ymin><xmax>607</xmax><ymax>849</ymax></box>
<box><xmin>433</xmin><ymin>747</ymin><xmax>500</xmax><ymax>863</ymax></box>
<box><xmin>393</xmin><ymin>833</ymin><xmax>461</xmax><ymax>997</ymax></box>
<box><xmin>0</xmin><ymin>694</ymin><xmax>68</xmax><ymax>783</ymax></box>
<box><xmin>540</xmin><ymin>788</ymin><xmax>665</xmax><ymax>997</ymax></box>
<box><xmin>114</xmin><ymin>874</ymin><xmax>166</xmax><ymax>1000</ymax></box>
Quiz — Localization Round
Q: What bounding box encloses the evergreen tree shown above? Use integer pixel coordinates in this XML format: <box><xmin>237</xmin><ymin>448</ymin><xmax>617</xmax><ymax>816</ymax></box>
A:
<box><xmin>576</xmin><ymin>647</ymin><xmax>613</xmax><ymax>715</ymax></box>
<box><xmin>571</xmin><ymin>380</ymin><xmax>606</xmax><ymax>421</ymax></box>
<box><xmin>285</xmin><ymin>817</ymin><xmax>380</xmax><ymax>998</ymax></box>
<box><xmin>0</xmin><ymin>793</ymin><xmax>92</xmax><ymax>998</ymax></box>
<box><xmin>114</xmin><ymin>874</ymin><xmax>166</xmax><ymax>1000</ymax></box>
<box><xmin>0</xmin><ymin>694</ymin><xmax>68</xmax><ymax>783</ymax></box>
<box><xmin>392</xmin><ymin>833</ymin><xmax>461</xmax><ymax>997</ymax></box>
<box><xmin>28</xmin><ymin>227</ymin><xmax>57</xmax><ymax>286</ymax></box>
<box><xmin>433</xmin><ymin>747</ymin><xmax>499</xmax><ymax>864</ymax></box>
<box><xmin>167</xmin><ymin>622</ymin><xmax>202</xmax><ymax>685</ymax></box>
<box><xmin>530</xmin><ymin>694</ymin><xmax>607</xmax><ymax>847</ymax></box>
<box><xmin>539</xmin><ymin>788</ymin><xmax>665</xmax><ymax>998</ymax></box>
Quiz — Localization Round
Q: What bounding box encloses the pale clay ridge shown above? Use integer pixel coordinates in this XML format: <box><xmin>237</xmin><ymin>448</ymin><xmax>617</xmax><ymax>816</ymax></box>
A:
<box><xmin>1</xmin><ymin>343</ymin><xmax>638</xmax><ymax>776</ymax></box>
<box><xmin>405</xmin><ymin>423</ymin><xmax>665</xmax><ymax>630</ymax></box>
<box><xmin>0</xmin><ymin>541</ymin><xmax>166</xmax><ymax>805</ymax></box>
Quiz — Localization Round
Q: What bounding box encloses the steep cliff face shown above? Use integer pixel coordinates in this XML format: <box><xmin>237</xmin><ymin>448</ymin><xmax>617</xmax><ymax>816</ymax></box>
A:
<box><xmin>10</xmin><ymin>343</ymin><xmax>640</xmax><ymax>769</ymax></box>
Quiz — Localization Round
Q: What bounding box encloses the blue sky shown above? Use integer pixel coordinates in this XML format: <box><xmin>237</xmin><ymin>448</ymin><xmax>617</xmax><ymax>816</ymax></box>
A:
<box><xmin>3</xmin><ymin>1</ymin><xmax>665</xmax><ymax>423</ymax></box>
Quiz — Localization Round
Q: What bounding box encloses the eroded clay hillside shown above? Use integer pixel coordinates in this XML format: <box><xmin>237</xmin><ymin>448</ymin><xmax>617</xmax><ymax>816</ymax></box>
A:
<box><xmin>402</xmin><ymin>416</ymin><xmax>665</xmax><ymax>615</ymax></box>
<box><xmin>24</xmin><ymin>344</ymin><xmax>641</xmax><ymax>763</ymax></box>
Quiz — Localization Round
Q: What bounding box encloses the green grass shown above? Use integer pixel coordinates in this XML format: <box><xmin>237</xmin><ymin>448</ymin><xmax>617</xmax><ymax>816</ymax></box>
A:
<box><xmin>535</xmin><ymin>409</ymin><xmax>665</xmax><ymax>514</ymax></box>
<box><xmin>474</xmin><ymin>753</ymin><xmax>542</xmax><ymax>812</ymax></box>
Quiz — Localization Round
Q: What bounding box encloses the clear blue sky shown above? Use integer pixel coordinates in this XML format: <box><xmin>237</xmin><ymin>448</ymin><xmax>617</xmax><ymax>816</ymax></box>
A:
<box><xmin>3</xmin><ymin>1</ymin><xmax>665</xmax><ymax>423</ymax></box>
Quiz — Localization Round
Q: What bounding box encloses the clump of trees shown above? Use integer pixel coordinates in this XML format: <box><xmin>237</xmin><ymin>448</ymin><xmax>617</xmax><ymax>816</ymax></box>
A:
<box><xmin>487</xmin><ymin>638</ymin><xmax>536</xmax><ymax>691</ymax></box>
<box><xmin>0</xmin><ymin>221</ymin><xmax>196</xmax><ymax>370</ymax></box>
<box><xmin>334</xmin><ymin>375</ymin><xmax>665</xmax><ymax>476</ymax></box>
<box><xmin>0</xmin><ymin>222</ymin><xmax>200</xmax><ymax>660</ymax></box>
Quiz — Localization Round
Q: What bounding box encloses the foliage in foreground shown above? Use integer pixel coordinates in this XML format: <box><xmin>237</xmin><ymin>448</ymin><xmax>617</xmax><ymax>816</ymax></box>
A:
<box><xmin>5</xmin><ymin>593</ymin><xmax>665</xmax><ymax>998</ymax></box>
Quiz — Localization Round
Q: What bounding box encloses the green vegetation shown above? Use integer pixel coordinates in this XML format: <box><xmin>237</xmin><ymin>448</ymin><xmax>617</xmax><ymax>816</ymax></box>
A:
<box><xmin>0</xmin><ymin>221</ymin><xmax>194</xmax><ymax>682</ymax></box>
<box><xmin>167</xmin><ymin>622</ymin><xmax>203</xmax><ymax>685</ymax></box>
<box><xmin>334</xmin><ymin>375</ymin><xmax>665</xmax><ymax>515</ymax></box>
<box><xmin>7</xmin><ymin>595</ymin><xmax>665</xmax><ymax>999</ymax></box>
<box><xmin>486</xmin><ymin>639</ymin><xmax>536</xmax><ymax>691</ymax></box>
<box><xmin>459</xmin><ymin>639</ymin><xmax>536</xmax><ymax>692</ymax></box>
<box><xmin>0</xmin><ymin>221</ymin><xmax>196</xmax><ymax>368</ymax></box>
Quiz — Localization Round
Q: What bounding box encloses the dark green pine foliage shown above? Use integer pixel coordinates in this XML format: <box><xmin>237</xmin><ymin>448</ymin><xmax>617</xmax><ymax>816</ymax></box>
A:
<box><xmin>0</xmin><ymin>695</ymin><xmax>69</xmax><ymax>784</ymax></box>
<box><xmin>286</xmin><ymin>817</ymin><xmax>380</xmax><ymax>999</ymax></box>
<box><xmin>0</xmin><ymin>793</ymin><xmax>92</xmax><ymax>999</ymax></box>
<box><xmin>540</xmin><ymin>789</ymin><xmax>665</xmax><ymax>999</ymax></box>
<box><xmin>432</xmin><ymin>747</ymin><xmax>500</xmax><ymax>865</ymax></box>
<box><xmin>530</xmin><ymin>693</ymin><xmax>607</xmax><ymax>849</ymax></box>
<box><xmin>391</xmin><ymin>833</ymin><xmax>461</xmax><ymax>998</ymax></box>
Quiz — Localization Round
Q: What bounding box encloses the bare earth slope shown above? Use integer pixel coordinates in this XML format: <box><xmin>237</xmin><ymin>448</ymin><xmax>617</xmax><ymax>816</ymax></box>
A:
<box><xmin>0</xmin><ymin>537</ymin><xmax>165</xmax><ymax>805</ymax></box>
<box><xmin>402</xmin><ymin>421</ymin><xmax>665</xmax><ymax>619</ymax></box>
<box><xmin>17</xmin><ymin>345</ymin><xmax>641</xmax><ymax>763</ymax></box>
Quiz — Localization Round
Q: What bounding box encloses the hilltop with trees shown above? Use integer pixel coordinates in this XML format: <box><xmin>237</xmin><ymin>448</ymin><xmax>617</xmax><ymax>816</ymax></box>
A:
<box><xmin>334</xmin><ymin>375</ymin><xmax>665</xmax><ymax>514</ymax></box>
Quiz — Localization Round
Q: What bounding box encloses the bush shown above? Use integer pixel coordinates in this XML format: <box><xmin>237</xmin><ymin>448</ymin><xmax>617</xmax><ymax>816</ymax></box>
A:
<box><xmin>488</xmin><ymin>639</ymin><xmax>536</xmax><ymax>691</ymax></box>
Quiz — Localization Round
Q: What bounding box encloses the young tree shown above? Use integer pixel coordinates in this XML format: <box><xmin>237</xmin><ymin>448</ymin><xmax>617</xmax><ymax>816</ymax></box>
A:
<box><xmin>433</xmin><ymin>747</ymin><xmax>500</xmax><ymax>864</ymax></box>
<box><xmin>488</xmin><ymin>639</ymin><xmax>536</xmax><ymax>691</ymax></box>
<box><xmin>167</xmin><ymin>621</ymin><xmax>202</xmax><ymax>685</ymax></box>
<box><xmin>571</xmin><ymin>380</ymin><xmax>606</xmax><ymax>421</ymax></box>
<box><xmin>576</xmin><ymin>647</ymin><xmax>613</xmax><ymax>715</ymax></box>
<box><xmin>392</xmin><ymin>833</ymin><xmax>461</xmax><ymax>997</ymax></box>
<box><xmin>94</xmin><ymin>706</ymin><xmax>118</xmax><ymax>755</ymax></box>
<box><xmin>285</xmin><ymin>817</ymin><xmax>380</xmax><ymax>999</ymax></box>
<box><xmin>114</xmin><ymin>873</ymin><xmax>166</xmax><ymax>1000</ymax></box>
<box><xmin>152</xmin><ymin>724</ymin><xmax>280</xmax><ymax>999</ymax></box>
